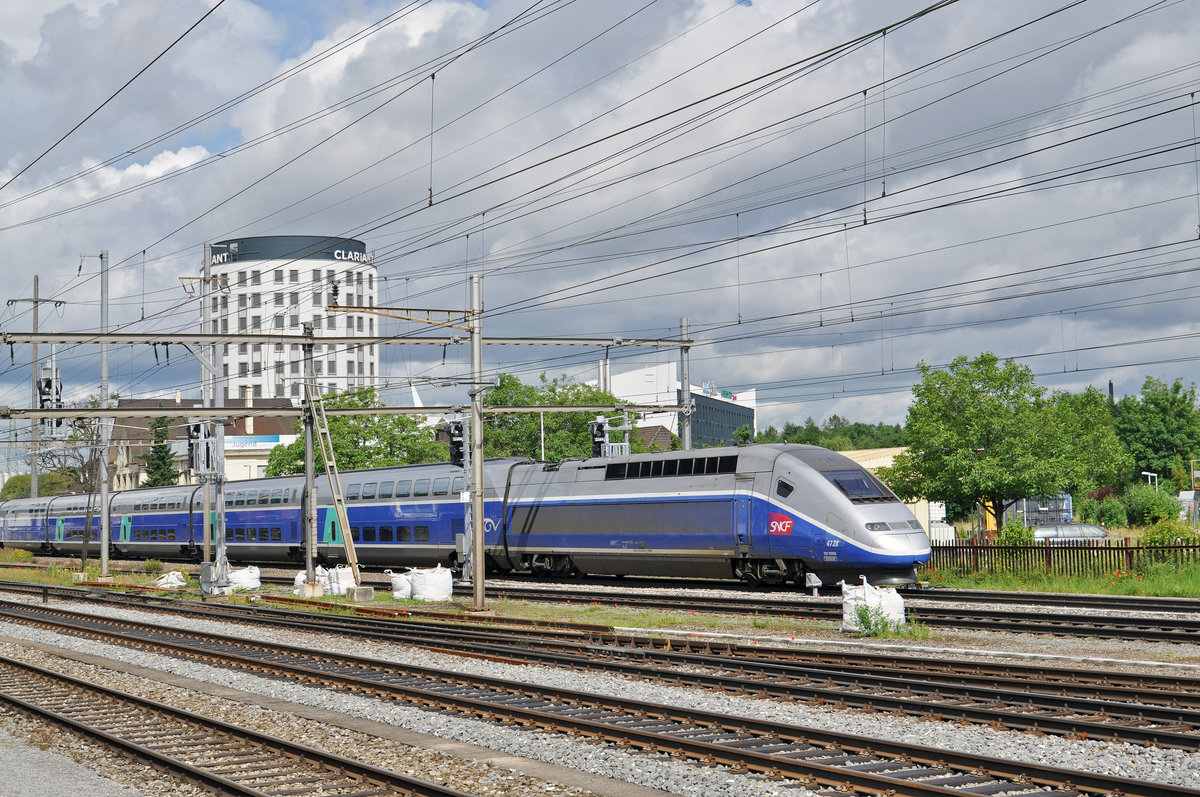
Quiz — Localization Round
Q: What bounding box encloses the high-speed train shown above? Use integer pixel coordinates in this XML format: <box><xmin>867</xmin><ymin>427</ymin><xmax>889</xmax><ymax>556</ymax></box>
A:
<box><xmin>0</xmin><ymin>445</ymin><xmax>931</xmax><ymax>586</ymax></box>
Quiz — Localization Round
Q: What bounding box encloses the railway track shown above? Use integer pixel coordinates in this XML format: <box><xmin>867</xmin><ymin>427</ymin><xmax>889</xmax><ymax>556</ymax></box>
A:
<box><xmin>479</xmin><ymin>583</ymin><xmax>1200</xmax><ymax>641</ymax></box>
<box><xmin>9</xmin><ymin>581</ymin><xmax>1200</xmax><ymax>748</ymax></box>
<box><xmin>0</xmin><ymin>596</ymin><xmax>1196</xmax><ymax>796</ymax></box>
<box><xmin>0</xmin><ymin>655</ymin><xmax>468</xmax><ymax>797</ymax></box>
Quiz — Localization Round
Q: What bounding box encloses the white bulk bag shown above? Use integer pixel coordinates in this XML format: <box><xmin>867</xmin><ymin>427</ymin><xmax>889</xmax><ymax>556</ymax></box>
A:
<box><xmin>839</xmin><ymin>575</ymin><xmax>905</xmax><ymax>632</ymax></box>
<box><xmin>227</xmin><ymin>565</ymin><xmax>261</xmax><ymax>591</ymax></box>
<box><xmin>385</xmin><ymin>569</ymin><xmax>412</xmax><ymax>600</ymax></box>
<box><xmin>151</xmin><ymin>570</ymin><xmax>187</xmax><ymax>589</ymax></box>
<box><xmin>409</xmin><ymin>564</ymin><xmax>453</xmax><ymax>602</ymax></box>
<box><xmin>325</xmin><ymin>564</ymin><xmax>356</xmax><ymax>596</ymax></box>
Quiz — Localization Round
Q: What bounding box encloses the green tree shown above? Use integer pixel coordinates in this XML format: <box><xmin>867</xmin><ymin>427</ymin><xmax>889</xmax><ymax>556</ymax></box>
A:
<box><xmin>140</xmin><ymin>416</ymin><xmax>180</xmax><ymax>487</ymax></box>
<box><xmin>0</xmin><ymin>471</ymin><xmax>75</xmax><ymax>499</ymax></box>
<box><xmin>1049</xmin><ymin>386</ymin><xmax>1131</xmax><ymax>494</ymax></box>
<box><xmin>1113</xmin><ymin>377</ymin><xmax>1200</xmax><ymax>482</ymax></box>
<box><xmin>265</xmin><ymin>387</ymin><xmax>442</xmax><ymax>476</ymax></box>
<box><xmin>879</xmin><ymin>353</ymin><xmax>1075</xmax><ymax>531</ymax></box>
<box><xmin>482</xmin><ymin>373</ymin><xmax>646</xmax><ymax>460</ymax></box>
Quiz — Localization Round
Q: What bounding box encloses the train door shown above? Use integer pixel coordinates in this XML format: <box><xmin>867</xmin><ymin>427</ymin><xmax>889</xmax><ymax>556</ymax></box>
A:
<box><xmin>734</xmin><ymin>478</ymin><xmax>754</xmax><ymax>555</ymax></box>
<box><xmin>119</xmin><ymin>515</ymin><xmax>132</xmax><ymax>544</ymax></box>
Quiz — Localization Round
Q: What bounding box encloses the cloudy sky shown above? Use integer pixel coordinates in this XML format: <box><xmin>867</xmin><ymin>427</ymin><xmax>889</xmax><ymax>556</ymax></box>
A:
<box><xmin>1</xmin><ymin>0</ymin><xmax>1199</xmax><ymax>436</ymax></box>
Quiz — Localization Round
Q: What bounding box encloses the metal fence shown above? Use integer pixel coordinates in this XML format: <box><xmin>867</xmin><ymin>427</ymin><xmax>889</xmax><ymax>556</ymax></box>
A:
<box><xmin>925</xmin><ymin>539</ymin><xmax>1200</xmax><ymax>576</ymax></box>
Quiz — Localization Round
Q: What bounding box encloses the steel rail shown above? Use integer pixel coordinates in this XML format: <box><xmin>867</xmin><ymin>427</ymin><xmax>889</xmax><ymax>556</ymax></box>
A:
<box><xmin>484</xmin><ymin>584</ymin><xmax>1200</xmax><ymax>641</ymax></box>
<box><xmin>0</xmin><ymin>600</ymin><xmax>1191</xmax><ymax>797</ymax></box>
<box><xmin>0</xmin><ymin>655</ymin><xmax>471</xmax><ymax>797</ymax></box>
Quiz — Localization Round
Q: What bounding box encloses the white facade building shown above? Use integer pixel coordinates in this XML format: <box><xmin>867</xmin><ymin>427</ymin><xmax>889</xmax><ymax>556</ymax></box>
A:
<box><xmin>594</xmin><ymin>361</ymin><xmax>757</xmax><ymax>447</ymax></box>
<box><xmin>204</xmin><ymin>235</ymin><xmax>380</xmax><ymax>401</ymax></box>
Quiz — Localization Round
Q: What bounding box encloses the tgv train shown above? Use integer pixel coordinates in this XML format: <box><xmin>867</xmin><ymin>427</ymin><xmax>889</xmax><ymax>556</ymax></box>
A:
<box><xmin>0</xmin><ymin>445</ymin><xmax>931</xmax><ymax>586</ymax></box>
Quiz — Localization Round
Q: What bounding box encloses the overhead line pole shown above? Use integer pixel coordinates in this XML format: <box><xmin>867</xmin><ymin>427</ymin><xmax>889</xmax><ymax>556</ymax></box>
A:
<box><xmin>6</xmin><ymin>277</ymin><xmax>64</xmax><ymax>498</ymax></box>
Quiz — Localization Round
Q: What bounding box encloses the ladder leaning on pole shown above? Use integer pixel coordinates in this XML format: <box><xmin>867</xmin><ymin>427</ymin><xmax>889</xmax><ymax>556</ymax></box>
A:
<box><xmin>306</xmin><ymin>379</ymin><xmax>361</xmax><ymax>585</ymax></box>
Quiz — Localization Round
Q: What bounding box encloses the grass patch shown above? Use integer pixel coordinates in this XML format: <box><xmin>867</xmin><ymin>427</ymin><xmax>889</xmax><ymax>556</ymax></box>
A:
<box><xmin>920</xmin><ymin>559</ymin><xmax>1200</xmax><ymax>597</ymax></box>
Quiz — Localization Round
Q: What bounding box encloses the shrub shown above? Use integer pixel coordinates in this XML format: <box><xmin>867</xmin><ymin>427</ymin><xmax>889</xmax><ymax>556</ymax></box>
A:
<box><xmin>1098</xmin><ymin>496</ymin><xmax>1127</xmax><ymax>527</ymax></box>
<box><xmin>1</xmin><ymin>548</ymin><xmax>34</xmax><ymax>562</ymax></box>
<box><xmin>1141</xmin><ymin>519</ymin><xmax>1199</xmax><ymax>546</ymax></box>
<box><xmin>1077</xmin><ymin>496</ymin><xmax>1100</xmax><ymax>524</ymax></box>
<box><xmin>996</xmin><ymin>518</ymin><xmax>1033</xmax><ymax>546</ymax></box>
<box><xmin>143</xmin><ymin>558</ymin><xmax>164</xmax><ymax>577</ymax></box>
<box><xmin>1123</xmin><ymin>483</ymin><xmax>1180</xmax><ymax>527</ymax></box>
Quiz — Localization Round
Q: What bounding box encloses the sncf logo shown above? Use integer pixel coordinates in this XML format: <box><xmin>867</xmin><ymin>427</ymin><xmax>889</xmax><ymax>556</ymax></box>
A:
<box><xmin>768</xmin><ymin>513</ymin><xmax>794</xmax><ymax>535</ymax></box>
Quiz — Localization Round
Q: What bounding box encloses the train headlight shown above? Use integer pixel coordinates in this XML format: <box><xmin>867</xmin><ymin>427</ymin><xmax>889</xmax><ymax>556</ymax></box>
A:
<box><xmin>865</xmin><ymin>522</ymin><xmax>890</xmax><ymax>531</ymax></box>
<box><xmin>908</xmin><ymin>520</ymin><xmax>923</xmax><ymax>529</ymax></box>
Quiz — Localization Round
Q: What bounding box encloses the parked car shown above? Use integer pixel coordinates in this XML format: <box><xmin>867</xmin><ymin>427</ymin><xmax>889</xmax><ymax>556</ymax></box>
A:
<box><xmin>1033</xmin><ymin>523</ymin><xmax>1108</xmax><ymax>543</ymax></box>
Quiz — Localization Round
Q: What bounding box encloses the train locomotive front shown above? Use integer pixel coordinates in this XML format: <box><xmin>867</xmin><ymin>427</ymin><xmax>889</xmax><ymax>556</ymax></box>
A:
<box><xmin>759</xmin><ymin>445</ymin><xmax>930</xmax><ymax>586</ymax></box>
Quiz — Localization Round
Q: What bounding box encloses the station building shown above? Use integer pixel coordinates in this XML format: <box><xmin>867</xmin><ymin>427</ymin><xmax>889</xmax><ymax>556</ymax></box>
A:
<box><xmin>203</xmin><ymin>235</ymin><xmax>380</xmax><ymax>401</ymax></box>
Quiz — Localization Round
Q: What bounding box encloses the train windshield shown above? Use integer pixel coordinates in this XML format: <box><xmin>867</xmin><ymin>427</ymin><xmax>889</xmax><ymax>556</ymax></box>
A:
<box><xmin>820</xmin><ymin>469</ymin><xmax>897</xmax><ymax>503</ymax></box>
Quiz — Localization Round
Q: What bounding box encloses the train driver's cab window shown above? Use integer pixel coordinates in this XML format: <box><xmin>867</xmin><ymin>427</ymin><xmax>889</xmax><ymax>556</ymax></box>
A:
<box><xmin>346</xmin><ymin>484</ymin><xmax>361</xmax><ymax>500</ymax></box>
<box><xmin>413</xmin><ymin>480</ymin><xmax>430</xmax><ymax>497</ymax></box>
<box><xmin>362</xmin><ymin>482</ymin><xmax>377</xmax><ymax>500</ymax></box>
<box><xmin>378</xmin><ymin>481</ymin><xmax>394</xmax><ymax>499</ymax></box>
<box><xmin>395</xmin><ymin>481</ymin><xmax>411</xmax><ymax>498</ymax></box>
<box><xmin>776</xmin><ymin>480</ymin><xmax>794</xmax><ymax>499</ymax></box>
<box><xmin>432</xmin><ymin>478</ymin><xmax>450</xmax><ymax>496</ymax></box>
<box><xmin>820</xmin><ymin>469</ymin><xmax>895</xmax><ymax>502</ymax></box>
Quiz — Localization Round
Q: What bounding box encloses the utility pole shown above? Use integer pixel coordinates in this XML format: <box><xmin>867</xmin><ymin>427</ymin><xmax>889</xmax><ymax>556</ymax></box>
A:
<box><xmin>680</xmin><ymin>316</ymin><xmax>692</xmax><ymax>450</ymax></box>
<box><xmin>99</xmin><ymin>250</ymin><xmax>110</xmax><ymax>577</ymax></box>
<box><xmin>301</xmin><ymin>323</ymin><xmax>321</xmax><ymax>595</ymax></box>
<box><xmin>469</xmin><ymin>274</ymin><xmax>485</xmax><ymax>612</ymax></box>
<box><xmin>7</xmin><ymin>277</ymin><xmax>63</xmax><ymax>498</ymax></box>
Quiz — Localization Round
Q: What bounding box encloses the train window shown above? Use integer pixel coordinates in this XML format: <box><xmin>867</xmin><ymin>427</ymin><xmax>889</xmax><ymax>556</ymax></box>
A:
<box><xmin>413</xmin><ymin>480</ymin><xmax>430</xmax><ymax>497</ymax></box>
<box><xmin>719</xmin><ymin>456</ymin><xmax>738</xmax><ymax>473</ymax></box>
<box><xmin>259</xmin><ymin>490</ymin><xmax>271</xmax><ymax>504</ymax></box>
<box><xmin>604</xmin><ymin>463</ymin><xmax>626</xmax><ymax>479</ymax></box>
<box><xmin>270</xmin><ymin>489</ymin><xmax>283</xmax><ymax>504</ymax></box>
<box><xmin>258</xmin><ymin>527</ymin><xmax>269</xmax><ymax>540</ymax></box>
<box><xmin>234</xmin><ymin>491</ymin><xmax>245</xmax><ymax>506</ymax></box>
<box><xmin>378</xmin><ymin>481</ymin><xmax>394</xmax><ymax>499</ymax></box>
<box><xmin>397</xmin><ymin>526</ymin><xmax>411</xmax><ymax>541</ymax></box>
<box><xmin>395</xmin><ymin>481</ymin><xmax>411</xmax><ymax>498</ymax></box>
<box><xmin>432</xmin><ymin>478</ymin><xmax>449</xmax><ymax>496</ymax></box>
<box><xmin>415</xmin><ymin>526</ymin><xmax>430</xmax><ymax>542</ymax></box>
<box><xmin>379</xmin><ymin>526</ymin><xmax>393</xmax><ymax>542</ymax></box>
<box><xmin>270</xmin><ymin>527</ymin><xmax>281</xmax><ymax>541</ymax></box>
<box><xmin>225</xmin><ymin>494</ymin><xmax>234</xmax><ymax>506</ymax></box>
<box><xmin>776</xmin><ymin>480</ymin><xmax>795</xmax><ymax>499</ymax></box>
<box><xmin>679</xmin><ymin>459</ymin><xmax>695</xmax><ymax>476</ymax></box>
<box><xmin>346</xmin><ymin>484</ymin><xmax>361</xmax><ymax>500</ymax></box>
<box><xmin>362</xmin><ymin>526</ymin><xmax>377</xmax><ymax>542</ymax></box>
<box><xmin>820</xmin><ymin>469</ymin><xmax>895</xmax><ymax>502</ymax></box>
<box><xmin>362</xmin><ymin>482</ymin><xmax>377</xmax><ymax>499</ymax></box>
<box><xmin>651</xmin><ymin>461</ymin><xmax>663</xmax><ymax>478</ymax></box>
<box><xmin>452</xmin><ymin>477</ymin><xmax>465</xmax><ymax>494</ymax></box>
<box><xmin>350</xmin><ymin>527</ymin><xmax>360</xmax><ymax>540</ymax></box>
<box><xmin>662</xmin><ymin>460</ymin><xmax>678</xmax><ymax>477</ymax></box>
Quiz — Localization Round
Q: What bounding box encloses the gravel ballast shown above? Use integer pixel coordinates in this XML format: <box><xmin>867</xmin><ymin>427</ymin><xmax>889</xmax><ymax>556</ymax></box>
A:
<box><xmin>2</xmin><ymin>594</ymin><xmax>1200</xmax><ymax>795</ymax></box>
